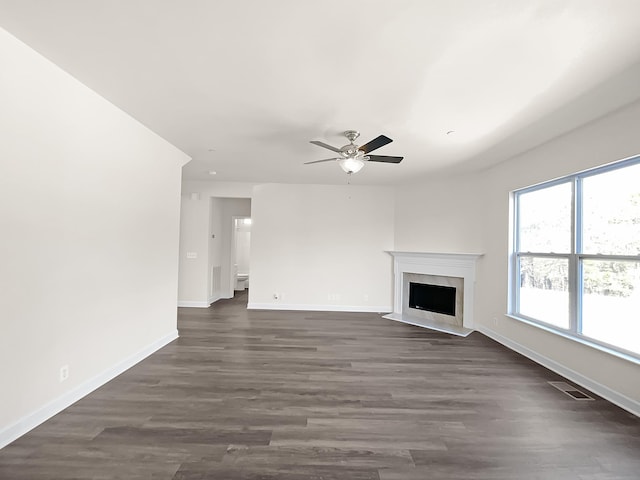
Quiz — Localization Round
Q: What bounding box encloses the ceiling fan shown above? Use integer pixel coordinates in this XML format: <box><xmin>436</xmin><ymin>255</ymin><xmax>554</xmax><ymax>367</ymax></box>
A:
<box><xmin>306</xmin><ymin>130</ymin><xmax>403</xmax><ymax>174</ymax></box>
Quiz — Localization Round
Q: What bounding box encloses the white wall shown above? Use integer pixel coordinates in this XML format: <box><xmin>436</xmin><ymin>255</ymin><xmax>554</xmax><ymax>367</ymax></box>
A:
<box><xmin>178</xmin><ymin>194</ymin><xmax>210</xmax><ymax>305</ymax></box>
<box><xmin>0</xmin><ymin>28</ymin><xmax>189</xmax><ymax>447</ymax></box>
<box><xmin>183</xmin><ymin>180</ymin><xmax>255</xmax><ymax>199</ymax></box>
<box><xmin>209</xmin><ymin>197</ymin><xmax>224</xmax><ymax>300</ymax></box>
<box><xmin>395</xmin><ymin>99</ymin><xmax>640</xmax><ymax>412</ymax></box>
<box><xmin>394</xmin><ymin>174</ymin><xmax>484</xmax><ymax>253</ymax></box>
<box><xmin>249</xmin><ymin>184</ymin><xmax>395</xmax><ymax>311</ymax></box>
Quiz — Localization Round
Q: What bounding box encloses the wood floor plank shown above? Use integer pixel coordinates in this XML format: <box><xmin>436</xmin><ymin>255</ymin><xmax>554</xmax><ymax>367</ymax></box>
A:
<box><xmin>1</xmin><ymin>290</ymin><xmax>639</xmax><ymax>479</ymax></box>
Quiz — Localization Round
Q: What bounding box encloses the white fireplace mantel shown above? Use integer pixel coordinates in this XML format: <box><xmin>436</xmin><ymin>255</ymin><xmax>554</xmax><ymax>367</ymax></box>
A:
<box><xmin>385</xmin><ymin>251</ymin><xmax>483</xmax><ymax>335</ymax></box>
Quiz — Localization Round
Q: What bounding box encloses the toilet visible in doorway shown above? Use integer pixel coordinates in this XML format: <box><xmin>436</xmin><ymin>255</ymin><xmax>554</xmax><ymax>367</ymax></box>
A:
<box><xmin>234</xmin><ymin>264</ymin><xmax>249</xmax><ymax>291</ymax></box>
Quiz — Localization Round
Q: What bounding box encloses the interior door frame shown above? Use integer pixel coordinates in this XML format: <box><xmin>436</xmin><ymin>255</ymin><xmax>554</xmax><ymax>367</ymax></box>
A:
<box><xmin>229</xmin><ymin>215</ymin><xmax>251</xmax><ymax>297</ymax></box>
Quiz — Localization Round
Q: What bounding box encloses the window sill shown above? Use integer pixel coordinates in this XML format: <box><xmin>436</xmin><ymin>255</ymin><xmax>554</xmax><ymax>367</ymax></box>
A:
<box><xmin>505</xmin><ymin>314</ymin><xmax>640</xmax><ymax>366</ymax></box>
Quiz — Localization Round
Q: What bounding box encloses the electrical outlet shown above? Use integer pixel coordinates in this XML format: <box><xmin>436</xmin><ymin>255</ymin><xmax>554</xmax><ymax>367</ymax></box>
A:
<box><xmin>492</xmin><ymin>316</ymin><xmax>498</xmax><ymax>326</ymax></box>
<box><xmin>273</xmin><ymin>293</ymin><xmax>280</xmax><ymax>300</ymax></box>
<box><xmin>59</xmin><ymin>365</ymin><xmax>69</xmax><ymax>382</ymax></box>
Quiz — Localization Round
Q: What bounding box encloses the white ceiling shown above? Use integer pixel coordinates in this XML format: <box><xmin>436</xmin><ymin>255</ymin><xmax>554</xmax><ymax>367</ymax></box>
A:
<box><xmin>2</xmin><ymin>0</ymin><xmax>640</xmax><ymax>185</ymax></box>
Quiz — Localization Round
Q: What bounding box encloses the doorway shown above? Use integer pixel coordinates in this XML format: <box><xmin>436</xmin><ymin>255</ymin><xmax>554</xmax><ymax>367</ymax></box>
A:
<box><xmin>231</xmin><ymin>216</ymin><xmax>251</xmax><ymax>295</ymax></box>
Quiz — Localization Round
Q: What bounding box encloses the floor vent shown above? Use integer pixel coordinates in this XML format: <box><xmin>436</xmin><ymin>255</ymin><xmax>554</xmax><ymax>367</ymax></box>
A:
<box><xmin>548</xmin><ymin>381</ymin><xmax>595</xmax><ymax>401</ymax></box>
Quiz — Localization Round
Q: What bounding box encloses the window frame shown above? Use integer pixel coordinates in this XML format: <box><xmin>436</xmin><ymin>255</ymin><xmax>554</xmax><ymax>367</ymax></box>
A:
<box><xmin>510</xmin><ymin>155</ymin><xmax>640</xmax><ymax>362</ymax></box>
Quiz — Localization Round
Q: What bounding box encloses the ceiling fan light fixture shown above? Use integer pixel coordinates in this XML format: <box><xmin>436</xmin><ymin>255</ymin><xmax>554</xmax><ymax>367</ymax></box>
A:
<box><xmin>308</xmin><ymin>131</ymin><xmax>401</xmax><ymax>174</ymax></box>
<box><xmin>338</xmin><ymin>157</ymin><xmax>365</xmax><ymax>174</ymax></box>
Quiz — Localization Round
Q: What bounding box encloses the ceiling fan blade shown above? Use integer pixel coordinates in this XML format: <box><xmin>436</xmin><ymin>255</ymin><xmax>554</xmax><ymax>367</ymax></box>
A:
<box><xmin>304</xmin><ymin>158</ymin><xmax>338</xmax><ymax>165</ymax></box>
<box><xmin>359</xmin><ymin>135</ymin><xmax>393</xmax><ymax>154</ymax></box>
<box><xmin>310</xmin><ymin>140</ymin><xmax>342</xmax><ymax>153</ymax></box>
<box><xmin>367</xmin><ymin>155</ymin><xmax>403</xmax><ymax>164</ymax></box>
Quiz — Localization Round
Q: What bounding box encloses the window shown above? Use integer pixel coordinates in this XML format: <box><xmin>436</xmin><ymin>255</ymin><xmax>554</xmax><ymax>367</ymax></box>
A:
<box><xmin>511</xmin><ymin>156</ymin><xmax>640</xmax><ymax>359</ymax></box>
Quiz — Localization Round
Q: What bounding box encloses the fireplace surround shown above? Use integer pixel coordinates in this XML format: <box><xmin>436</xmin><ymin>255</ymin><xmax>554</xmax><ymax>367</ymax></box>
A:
<box><xmin>384</xmin><ymin>251</ymin><xmax>482</xmax><ymax>336</ymax></box>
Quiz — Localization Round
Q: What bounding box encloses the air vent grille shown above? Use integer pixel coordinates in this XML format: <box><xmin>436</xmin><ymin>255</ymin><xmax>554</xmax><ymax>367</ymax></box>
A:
<box><xmin>548</xmin><ymin>381</ymin><xmax>594</xmax><ymax>401</ymax></box>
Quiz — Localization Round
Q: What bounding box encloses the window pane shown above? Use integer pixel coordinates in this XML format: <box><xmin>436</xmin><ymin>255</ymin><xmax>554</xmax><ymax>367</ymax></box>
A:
<box><xmin>518</xmin><ymin>182</ymin><xmax>572</xmax><ymax>253</ymax></box>
<box><xmin>519</xmin><ymin>256</ymin><xmax>569</xmax><ymax>329</ymax></box>
<box><xmin>582</xmin><ymin>163</ymin><xmax>640</xmax><ymax>255</ymax></box>
<box><xmin>581</xmin><ymin>259</ymin><xmax>640</xmax><ymax>355</ymax></box>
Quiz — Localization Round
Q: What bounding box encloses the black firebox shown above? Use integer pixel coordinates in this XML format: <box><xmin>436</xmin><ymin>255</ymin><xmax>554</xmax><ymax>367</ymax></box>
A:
<box><xmin>408</xmin><ymin>282</ymin><xmax>456</xmax><ymax>316</ymax></box>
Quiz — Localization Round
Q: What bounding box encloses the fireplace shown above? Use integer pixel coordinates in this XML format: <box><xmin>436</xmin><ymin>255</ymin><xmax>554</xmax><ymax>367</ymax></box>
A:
<box><xmin>384</xmin><ymin>251</ymin><xmax>482</xmax><ymax>336</ymax></box>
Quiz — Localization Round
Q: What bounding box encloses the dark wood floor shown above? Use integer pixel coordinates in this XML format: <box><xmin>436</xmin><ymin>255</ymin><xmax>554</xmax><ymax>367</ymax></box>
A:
<box><xmin>2</xmin><ymin>291</ymin><xmax>640</xmax><ymax>479</ymax></box>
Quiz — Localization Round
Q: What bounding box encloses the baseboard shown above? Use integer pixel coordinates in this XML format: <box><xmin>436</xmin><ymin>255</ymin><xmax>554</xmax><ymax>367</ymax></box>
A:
<box><xmin>247</xmin><ymin>302</ymin><xmax>392</xmax><ymax>313</ymax></box>
<box><xmin>476</xmin><ymin>325</ymin><xmax>640</xmax><ymax>418</ymax></box>
<box><xmin>177</xmin><ymin>300</ymin><xmax>210</xmax><ymax>308</ymax></box>
<box><xmin>0</xmin><ymin>329</ymin><xmax>178</xmax><ymax>450</ymax></box>
<box><xmin>208</xmin><ymin>295</ymin><xmax>222</xmax><ymax>305</ymax></box>
<box><xmin>178</xmin><ymin>295</ymin><xmax>226</xmax><ymax>308</ymax></box>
